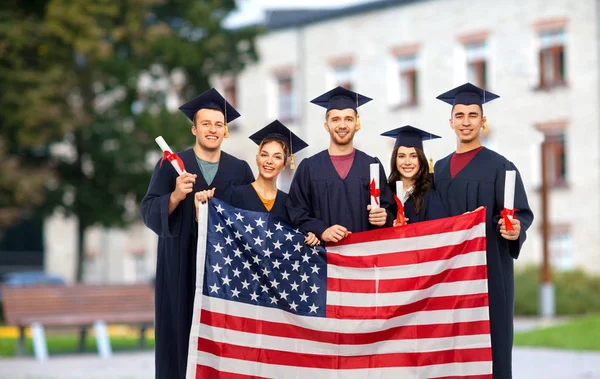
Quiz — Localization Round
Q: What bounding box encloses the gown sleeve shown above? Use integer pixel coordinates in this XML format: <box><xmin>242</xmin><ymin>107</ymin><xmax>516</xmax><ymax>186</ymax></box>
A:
<box><xmin>140</xmin><ymin>159</ymin><xmax>182</xmax><ymax>238</ymax></box>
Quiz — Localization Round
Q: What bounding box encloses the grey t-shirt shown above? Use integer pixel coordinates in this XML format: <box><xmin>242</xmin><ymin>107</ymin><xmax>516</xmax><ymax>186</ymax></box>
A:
<box><xmin>195</xmin><ymin>156</ymin><xmax>219</xmax><ymax>185</ymax></box>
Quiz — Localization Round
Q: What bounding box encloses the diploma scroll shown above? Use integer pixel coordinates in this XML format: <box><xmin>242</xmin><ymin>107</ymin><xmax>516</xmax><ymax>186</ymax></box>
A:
<box><xmin>155</xmin><ymin>136</ymin><xmax>186</xmax><ymax>176</ymax></box>
<box><xmin>369</xmin><ymin>163</ymin><xmax>380</xmax><ymax>209</ymax></box>
<box><xmin>501</xmin><ymin>170</ymin><xmax>516</xmax><ymax>232</ymax></box>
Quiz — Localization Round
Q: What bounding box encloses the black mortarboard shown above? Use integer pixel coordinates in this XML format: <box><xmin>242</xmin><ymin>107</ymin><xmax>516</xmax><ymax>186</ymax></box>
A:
<box><xmin>381</xmin><ymin>125</ymin><xmax>441</xmax><ymax>150</ymax></box>
<box><xmin>436</xmin><ymin>82</ymin><xmax>499</xmax><ymax>107</ymax></box>
<box><xmin>249</xmin><ymin>120</ymin><xmax>308</xmax><ymax>155</ymax></box>
<box><xmin>178</xmin><ymin>88</ymin><xmax>240</xmax><ymax>123</ymax></box>
<box><xmin>310</xmin><ymin>86</ymin><xmax>372</xmax><ymax>112</ymax></box>
<box><xmin>248</xmin><ymin>120</ymin><xmax>308</xmax><ymax>169</ymax></box>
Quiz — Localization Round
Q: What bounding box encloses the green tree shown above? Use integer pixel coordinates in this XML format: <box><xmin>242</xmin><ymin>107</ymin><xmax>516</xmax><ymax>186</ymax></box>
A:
<box><xmin>0</xmin><ymin>0</ymin><xmax>259</xmax><ymax>280</ymax></box>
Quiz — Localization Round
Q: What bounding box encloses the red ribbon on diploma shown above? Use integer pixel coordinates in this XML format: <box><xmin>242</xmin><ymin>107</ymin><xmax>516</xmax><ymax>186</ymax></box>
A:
<box><xmin>369</xmin><ymin>179</ymin><xmax>380</xmax><ymax>205</ymax></box>
<box><xmin>500</xmin><ymin>208</ymin><xmax>517</xmax><ymax>232</ymax></box>
<box><xmin>160</xmin><ymin>150</ymin><xmax>186</xmax><ymax>173</ymax></box>
<box><xmin>393</xmin><ymin>194</ymin><xmax>406</xmax><ymax>226</ymax></box>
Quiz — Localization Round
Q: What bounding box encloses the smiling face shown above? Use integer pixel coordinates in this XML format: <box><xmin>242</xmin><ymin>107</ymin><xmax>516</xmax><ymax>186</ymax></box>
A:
<box><xmin>191</xmin><ymin>108</ymin><xmax>226</xmax><ymax>152</ymax></box>
<box><xmin>256</xmin><ymin>139</ymin><xmax>287</xmax><ymax>181</ymax></box>
<box><xmin>395</xmin><ymin>146</ymin><xmax>420</xmax><ymax>181</ymax></box>
<box><xmin>324</xmin><ymin>108</ymin><xmax>358</xmax><ymax>146</ymax></box>
<box><xmin>449</xmin><ymin>103</ymin><xmax>486</xmax><ymax>145</ymax></box>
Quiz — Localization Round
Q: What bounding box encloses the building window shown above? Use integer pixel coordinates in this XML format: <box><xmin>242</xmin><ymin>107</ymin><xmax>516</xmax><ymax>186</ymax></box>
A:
<box><xmin>465</xmin><ymin>41</ymin><xmax>487</xmax><ymax>88</ymax></box>
<box><xmin>223</xmin><ymin>78</ymin><xmax>238</xmax><ymax>131</ymax></box>
<box><xmin>550</xmin><ymin>225</ymin><xmax>573</xmax><ymax>271</ymax></box>
<box><xmin>276</xmin><ymin>75</ymin><xmax>294</xmax><ymax>122</ymax></box>
<box><xmin>334</xmin><ymin>64</ymin><xmax>354</xmax><ymax>90</ymax></box>
<box><xmin>544</xmin><ymin>132</ymin><xmax>567</xmax><ymax>187</ymax></box>
<box><xmin>223</xmin><ymin>80</ymin><xmax>237</xmax><ymax>108</ymax></box>
<box><xmin>538</xmin><ymin>29</ymin><xmax>566</xmax><ymax>89</ymax></box>
<box><xmin>397</xmin><ymin>54</ymin><xmax>418</xmax><ymax>106</ymax></box>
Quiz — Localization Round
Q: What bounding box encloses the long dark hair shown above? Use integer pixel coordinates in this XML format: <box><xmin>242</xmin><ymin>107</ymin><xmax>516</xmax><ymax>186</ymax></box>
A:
<box><xmin>387</xmin><ymin>145</ymin><xmax>432</xmax><ymax>214</ymax></box>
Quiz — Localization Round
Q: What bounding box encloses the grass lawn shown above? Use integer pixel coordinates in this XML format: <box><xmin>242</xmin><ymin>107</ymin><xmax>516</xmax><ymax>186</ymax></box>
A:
<box><xmin>514</xmin><ymin>313</ymin><xmax>600</xmax><ymax>350</ymax></box>
<box><xmin>0</xmin><ymin>334</ymin><xmax>154</xmax><ymax>357</ymax></box>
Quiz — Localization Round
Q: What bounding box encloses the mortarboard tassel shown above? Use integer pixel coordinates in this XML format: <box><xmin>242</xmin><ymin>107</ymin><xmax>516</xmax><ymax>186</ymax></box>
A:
<box><xmin>223</xmin><ymin>97</ymin><xmax>229</xmax><ymax>138</ymax></box>
<box><xmin>355</xmin><ymin>93</ymin><xmax>361</xmax><ymax>131</ymax></box>
<box><xmin>289</xmin><ymin>130</ymin><xmax>295</xmax><ymax>169</ymax></box>
<box><xmin>428</xmin><ymin>154</ymin><xmax>434</xmax><ymax>174</ymax></box>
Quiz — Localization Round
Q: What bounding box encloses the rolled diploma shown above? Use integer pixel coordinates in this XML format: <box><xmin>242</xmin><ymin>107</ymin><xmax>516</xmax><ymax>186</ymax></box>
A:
<box><xmin>396</xmin><ymin>181</ymin><xmax>404</xmax><ymax>205</ymax></box>
<box><xmin>370</xmin><ymin>163</ymin><xmax>380</xmax><ymax>209</ymax></box>
<box><xmin>155</xmin><ymin>136</ymin><xmax>186</xmax><ymax>175</ymax></box>
<box><xmin>504</xmin><ymin>170</ymin><xmax>516</xmax><ymax>218</ymax></box>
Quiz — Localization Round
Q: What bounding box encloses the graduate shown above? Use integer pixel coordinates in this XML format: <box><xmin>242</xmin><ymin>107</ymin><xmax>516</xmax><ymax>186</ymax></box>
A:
<box><xmin>434</xmin><ymin>83</ymin><xmax>534</xmax><ymax>379</ymax></box>
<box><xmin>140</xmin><ymin>88</ymin><xmax>253</xmax><ymax>379</ymax></box>
<box><xmin>381</xmin><ymin>125</ymin><xmax>447</xmax><ymax>223</ymax></box>
<box><xmin>228</xmin><ymin>120</ymin><xmax>319</xmax><ymax>246</ymax></box>
<box><xmin>286</xmin><ymin>86</ymin><xmax>396</xmax><ymax>243</ymax></box>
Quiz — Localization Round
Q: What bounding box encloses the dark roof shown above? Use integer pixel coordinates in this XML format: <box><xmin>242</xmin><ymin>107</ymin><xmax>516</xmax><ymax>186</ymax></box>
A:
<box><xmin>265</xmin><ymin>0</ymin><xmax>426</xmax><ymax>31</ymax></box>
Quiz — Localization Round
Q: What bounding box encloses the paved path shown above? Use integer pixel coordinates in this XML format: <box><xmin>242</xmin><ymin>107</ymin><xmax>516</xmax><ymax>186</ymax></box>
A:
<box><xmin>1</xmin><ymin>347</ymin><xmax>599</xmax><ymax>379</ymax></box>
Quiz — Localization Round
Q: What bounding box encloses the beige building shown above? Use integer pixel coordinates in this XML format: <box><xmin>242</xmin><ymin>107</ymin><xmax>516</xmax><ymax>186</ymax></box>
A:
<box><xmin>44</xmin><ymin>0</ymin><xmax>600</xmax><ymax>283</ymax></box>
<box><xmin>220</xmin><ymin>0</ymin><xmax>600</xmax><ymax>272</ymax></box>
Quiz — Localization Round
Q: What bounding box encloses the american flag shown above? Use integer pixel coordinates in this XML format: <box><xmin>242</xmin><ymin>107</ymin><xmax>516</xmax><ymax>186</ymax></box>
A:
<box><xmin>187</xmin><ymin>198</ymin><xmax>492</xmax><ymax>379</ymax></box>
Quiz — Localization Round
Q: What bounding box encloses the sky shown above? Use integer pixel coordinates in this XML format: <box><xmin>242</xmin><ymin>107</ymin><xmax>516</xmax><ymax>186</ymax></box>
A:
<box><xmin>225</xmin><ymin>0</ymin><xmax>376</xmax><ymax>28</ymax></box>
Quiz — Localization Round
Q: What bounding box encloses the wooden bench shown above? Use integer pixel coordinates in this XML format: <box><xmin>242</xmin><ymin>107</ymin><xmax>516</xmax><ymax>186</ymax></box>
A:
<box><xmin>1</xmin><ymin>284</ymin><xmax>154</xmax><ymax>360</ymax></box>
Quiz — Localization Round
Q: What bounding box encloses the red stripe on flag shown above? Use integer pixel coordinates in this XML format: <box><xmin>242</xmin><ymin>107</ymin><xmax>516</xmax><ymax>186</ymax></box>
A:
<box><xmin>326</xmin><ymin>294</ymin><xmax>489</xmax><ymax>319</ymax></box>
<box><xmin>328</xmin><ymin>265</ymin><xmax>488</xmax><ymax>293</ymax></box>
<box><xmin>198</xmin><ymin>337</ymin><xmax>492</xmax><ymax>369</ymax></box>
<box><xmin>201</xmin><ymin>310</ymin><xmax>491</xmax><ymax>345</ymax></box>
<box><xmin>195</xmin><ymin>365</ymin><xmax>271</xmax><ymax>379</ymax></box>
<box><xmin>327</xmin><ymin>237</ymin><xmax>486</xmax><ymax>268</ymax></box>
<box><xmin>330</xmin><ymin>209</ymin><xmax>486</xmax><ymax>246</ymax></box>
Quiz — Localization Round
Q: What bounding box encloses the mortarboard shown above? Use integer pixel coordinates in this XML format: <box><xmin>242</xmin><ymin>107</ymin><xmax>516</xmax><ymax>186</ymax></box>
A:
<box><xmin>436</xmin><ymin>82</ymin><xmax>499</xmax><ymax>107</ymax></box>
<box><xmin>380</xmin><ymin>125</ymin><xmax>441</xmax><ymax>151</ymax></box>
<box><xmin>310</xmin><ymin>86</ymin><xmax>372</xmax><ymax>112</ymax></box>
<box><xmin>178</xmin><ymin>88</ymin><xmax>240</xmax><ymax>137</ymax></box>
<box><xmin>248</xmin><ymin>120</ymin><xmax>308</xmax><ymax>169</ymax></box>
<box><xmin>310</xmin><ymin>86</ymin><xmax>372</xmax><ymax>130</ymax></box>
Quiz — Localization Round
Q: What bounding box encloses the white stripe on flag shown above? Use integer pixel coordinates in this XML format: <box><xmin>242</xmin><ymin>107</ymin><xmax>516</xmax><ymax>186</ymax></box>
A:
<box><xmin>197</xmin><ymin>323</ymin><xmax>491</xmax><ymax>356</ymax></box>
<box><xmin>326</xmin><ymin>279</ymin><xmax>489</xmax><ymax>307</ymax></box>
<box><xmin>328</xmin><ymin>250</ymin><xmax>486</xmax><ymax>280</ymax></box>
<box><xmin>198</xmin><ymin>295</ymin><xmax>490</xmax><ymax>334</ymax></box>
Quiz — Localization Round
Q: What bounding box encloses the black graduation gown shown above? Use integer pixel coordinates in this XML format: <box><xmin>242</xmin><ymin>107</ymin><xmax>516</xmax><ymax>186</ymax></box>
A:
<box><xmin>434</xmin><ymin>147</ymin><xmax>534</xmax><ymax>379</ymax></box>
<box><xmin>403</xmin><ymin>189</ymin><xmax>448</xmax><ymax>223</ymax></box>
<box><xmin>140</xmin><ymin>148</ymin><xmax>253</xmax><ymax>379</ymax></box>
<box><xmin>286</xmin><ymin>149</ymin><xmax>396</xmax><ymax>239</ymax></box>
<box><xmin>230</xmin><ymin>184</ymin><xmax>291</xmax><ymax>224</ymax></box>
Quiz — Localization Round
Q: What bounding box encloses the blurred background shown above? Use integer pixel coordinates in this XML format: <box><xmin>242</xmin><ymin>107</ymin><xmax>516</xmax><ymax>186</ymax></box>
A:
<box><xmin>0</xmin><ymin>0</ymin><xmax>599</xmax><ymax>378</ymax></box>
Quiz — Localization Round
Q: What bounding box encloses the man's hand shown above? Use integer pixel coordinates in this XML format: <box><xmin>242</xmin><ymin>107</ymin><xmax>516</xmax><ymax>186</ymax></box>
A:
<box><xmin>172</xmin><ymin>173</ymin><xmax>197</xmax><ymax>202</ymax></box>
<box><xmin>367</xmin><ymin>204</ymin><xmax>387</xmax><ymax>226</ymax></box>
<box><xmin>321</xmin><ymin>225</ymin><xmax>350</xmax><ymax>243</ymax></box>
<box><xmin>305</xmin><ymin>232</ymin><xmax>320</xmax><ymax>247</ymax></box>
<box><xmin>169</xmin><ymin>173</ymin><xmax>197</xmax><ymax>215</ymax></box>
<box><xmin>499</xmin><ymin>217</ymin><xmax>521</xmax><ymax>240</ymax></box>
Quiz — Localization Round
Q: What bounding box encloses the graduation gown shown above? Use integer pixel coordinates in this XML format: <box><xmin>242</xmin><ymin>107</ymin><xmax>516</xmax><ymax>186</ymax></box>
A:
<box><xmin>140</xmin><ymin>148</ymin><xmax>253</xmax><ymax>379</ymax></box>
<box><xmin>230</xmin><ymin>184</ymin><xmax>291</xmax><ymax>224</ymax></box>
<box><xmin>286</xmin><ymin>149</ymin><xmax>396</xmax><ymax>239</ymax></box>
<box><xmin>403</xmin><ymin>189</ymin><xmax>448</xmax><ymax>223</ymax></box>
<box><xmin>434</xmin><ymin>147</ymin><xmax>534</xmax><ymax>379</ymax></box>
